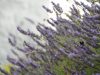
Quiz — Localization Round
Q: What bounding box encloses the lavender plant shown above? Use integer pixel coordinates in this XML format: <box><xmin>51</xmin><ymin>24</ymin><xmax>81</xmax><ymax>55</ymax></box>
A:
<box><xmin>0</xmin><ymin>0</ymin><xmax>100</xmax><ymax>75</ymax></box>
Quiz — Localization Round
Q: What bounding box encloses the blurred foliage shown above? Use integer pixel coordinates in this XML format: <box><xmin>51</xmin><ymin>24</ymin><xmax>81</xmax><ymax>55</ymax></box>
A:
<box><xmin>0</xmin><ymin>0</ymin><xmax>100</xmax><ymax>75</ymax></box>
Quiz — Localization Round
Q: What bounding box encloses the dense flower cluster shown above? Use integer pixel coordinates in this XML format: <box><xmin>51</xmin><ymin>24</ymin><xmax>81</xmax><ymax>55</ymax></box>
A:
<box><xmin>0</xmin><ymin>0</ymin><xmax>100</xmax><ymax>75</ymax></box>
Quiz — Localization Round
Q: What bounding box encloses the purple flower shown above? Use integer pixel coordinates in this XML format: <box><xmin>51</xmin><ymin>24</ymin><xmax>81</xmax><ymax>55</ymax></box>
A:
<box><xmin>24</xmin><ymin>41</ymin><xmax>35</xmax><ymax>50</ymax></box>
<box><xmin>37</xmin><ymin>25</ymin><xmax>46</xmax><ymax>35</ymax></box>
<box><xmin>51</xmin><ymin>2</ymin><xmax>63</xmax><ymax>13</ymax></box>
<box><xmin>17</xmin><ymin>26</ymin><xmax>29</xmax><ymax>35</ymax></box>
<box><xmin>8</xmin><ymin>34</ymin><xmax>16</xmax><ymax>46</ymax></box>
<box><xmin>42</xmin><ymin>5</ymin><xmax>53</xmax><ymax>13</ymax></box>
<box><xmin>27</xmin><ymin>58</ymin><xmax>40</xmax><ymax>68</ymax></box>
<box><xmin>7</xmin><ymin>56</ymin><xmax>17</xmax><ymax>65</ymax></box>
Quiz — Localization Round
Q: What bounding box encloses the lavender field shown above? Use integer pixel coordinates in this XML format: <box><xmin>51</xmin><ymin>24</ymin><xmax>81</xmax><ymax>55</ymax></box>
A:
<box><xmin>0</xmin><ymin>0</ymin><xmax>100</xmax><ymax>75</ymax></box>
